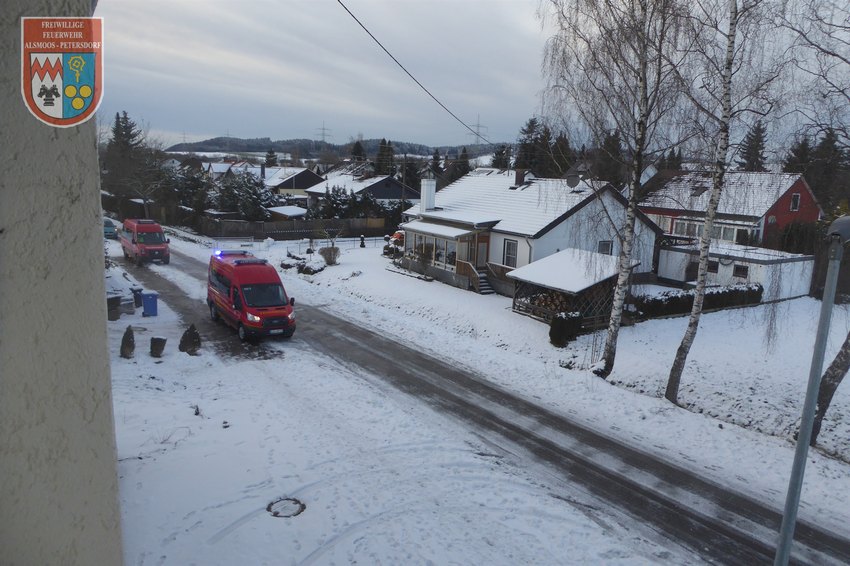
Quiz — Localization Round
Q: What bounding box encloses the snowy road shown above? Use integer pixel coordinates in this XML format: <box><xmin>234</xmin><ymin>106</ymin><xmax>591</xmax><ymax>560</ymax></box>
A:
<box><xmin>130</xmin><ymin>247</ymin><xmax>850</xmax><ymax>565</ymax></box>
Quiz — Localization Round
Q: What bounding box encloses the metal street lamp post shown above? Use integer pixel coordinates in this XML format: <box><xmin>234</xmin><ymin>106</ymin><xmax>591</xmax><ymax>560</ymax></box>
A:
<box><xmin>774</xmin><ymin>215</ymin><xmax>850</xmax><ymax>565</ymax></box>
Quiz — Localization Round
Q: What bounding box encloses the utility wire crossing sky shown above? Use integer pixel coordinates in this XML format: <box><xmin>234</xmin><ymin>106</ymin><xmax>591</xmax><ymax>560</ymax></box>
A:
<box><xmin>94</xmin><ymin>0</ymin><xmax>545</xmax><ymax>148</ymax></box>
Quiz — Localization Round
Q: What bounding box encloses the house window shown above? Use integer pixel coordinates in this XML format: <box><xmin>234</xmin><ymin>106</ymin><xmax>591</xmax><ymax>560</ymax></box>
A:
<box><xmin>673</xmin><ymin>220</ymin><xmax>702</xmax><ymax>238</ymax></box>
<box><xmin>446</xmin><ymin>240</ymin><xmax>457</xmax><ymax>267</ymax></box>
<box><xmin>790</xmin><ymin>193</ymin><xmax>801</xmax><ymax>211</ymax></box>
<box><xmin>710</xmin><ymin>225</ymin><xmax>737</xmax><ymax>242</ymax></box>
<box><xmin>733</xmin><ymin>264</ymin><xmax>749</xmax><ymax>278</ymax></box>
<box><xmin>434</xmin><ymin>238</ymin><xmax>446</xmax><ymax>264</ymax></box>
<box><xmin>503</xmin><ymin>239</ymin><xmax>518</xmax><ymax>267</ymax></box>
<box><xmin>735</xmin><ymin>229</ymin><xmax>752</xmax><ymax>245</ymax></box>
<box><xmin>707</xmin><ymin>260</ymin><xmax>719</xmax><ymax>273</ymax></box>
<box><xmin>597</xmin><ymin>240</ymin><xmax>613</xmax><ymax>255</ymax></box>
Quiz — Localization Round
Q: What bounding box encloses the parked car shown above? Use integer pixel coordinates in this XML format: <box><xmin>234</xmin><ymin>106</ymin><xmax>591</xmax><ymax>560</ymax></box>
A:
<box><xmin>103</xmin><ymin>217</ymin><xmax>117</xmax><ymax>239</ymax></box>
<box><xmin>119</xmin><ymin>218</ymin><xmax>170</xmax><ymax>265</ymax></box>
<box><xmin>207</xmin><ymin>249</ymin><xmax>296</xmax><ymax>341</ymax></box>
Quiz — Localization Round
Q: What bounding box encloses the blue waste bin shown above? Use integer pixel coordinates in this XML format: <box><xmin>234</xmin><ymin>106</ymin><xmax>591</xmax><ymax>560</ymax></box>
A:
<box><xmin>141</xmin><ymin>292</ymin><xmax>158</xmax><ymax>317</ymax></box>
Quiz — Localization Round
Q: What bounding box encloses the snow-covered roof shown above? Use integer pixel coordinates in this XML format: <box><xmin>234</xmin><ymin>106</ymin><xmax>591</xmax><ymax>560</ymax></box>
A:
<box><xmin>306</xmin><ymin>174</ymin><xmax>394</xmax><ymax>196</ymax></box>
<box><xmin>267</xmin><ymin>206</ymin><xmax>307</xmax><ymax>217</ymax></box>
<box><xmin>265</xmin><ymin>167</ymin><xmax>308</xmax><ymax>187</ymax></box>
<box><xmin>665</xmin><ymin>242</ymin><xmax>814</xmax><ymax>264</ymax></box>
<box><xmin>404</xmin><ymin>169</ymin><xmax>611</xmax><ymax>237</ymax></box>
<box><xmin>401</xmin><ymin>220</ymin><xmax>473</xmax><ymax>239</ymax></box>
<box><xmin>507</xmin><ymin>248</ymin><xmax>638</xmax><ymax>294</ymax></box>
<box><xmin>640</xmin><ymin>171</ymin><xmax>805</xmax><ymax>219</ymax></box>
<box><xmin>206</xmin><ymin>162</ymin><xmax>232</xmax><ymax>175</ymax></box>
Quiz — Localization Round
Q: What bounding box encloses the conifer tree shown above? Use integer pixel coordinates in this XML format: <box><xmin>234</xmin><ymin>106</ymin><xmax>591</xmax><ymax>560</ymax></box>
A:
<box><xmin>491</xmin><ymin>145</ymin><xmax>510</xmax><ymax>169</ymax></box>
<box><xmin>430</xmin><ymin>149</ymin><xmax>443</xmax><ymax>175</ymax></box>
<box><xmin>782</xmin><ymin>136</ymin><xmax>813</xmax><ymax>174</ymax></box>
<box><xmin>351</xmin><ymin>140</ymin><xmax>365</xmax><ymax>161</ymax></box>
<box><xmin>264</xmin><ymin>148</ymin><xmax>278</xmax><ymax>167</ymax></box>
<box><xmin>103</xmin><ymin>111</ymin><xmax>145</xmax><ymax>196</ymax></box>
<box><xmin>735</xmin><ymin>120</ymin><xmax>768</xmax><ymax>171</ymax></box>
<box><xmin>375</xmin><ymin>139</ymin><xmax>395</xmax><ymax>175</ymax></box>
<box><xmin>457</xmin><ymin>147</ymin><xmax>471</xmax><ymax>177</ymax></box>
<box><xmin>535</xmin><ymin>125</ymin><xmax>557</xmax><ymax>177</ymax></box>
<box><xmin>238</xmin><ymin>172</ymin><xmax>271</xmax><ymax>221</ymax></box>
<box><xmin>595</xmin><ymin>131</ymin><xmax>627</xmax><ymax>187</ymax></box>
<box><xmin>808</xmin><ymin>129</ymin><xmax>848</xmax><ymax>211</ymax></box>
<box><xmin>515</xmin><ymin>117</ymin><xmax>541</xmax><ymax>171</ymax></box>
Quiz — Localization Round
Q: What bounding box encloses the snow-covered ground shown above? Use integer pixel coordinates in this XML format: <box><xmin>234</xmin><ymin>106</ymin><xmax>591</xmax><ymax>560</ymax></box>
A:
<box><xmin>106</xmin><ymin>231</ymin><xmax>850</xmax><ymax>564</ymax></box>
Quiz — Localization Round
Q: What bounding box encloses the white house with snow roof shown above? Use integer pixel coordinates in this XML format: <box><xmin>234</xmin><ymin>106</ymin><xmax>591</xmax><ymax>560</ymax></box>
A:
<box><xmin>205</xmin><ymin>162</ymin><xmax>233</xmax><ymax>181</ymax></box>
<box><xmin>399</xmin><ymin>168</ymin><xmax>662</xmax><ymax>296</ymax></box>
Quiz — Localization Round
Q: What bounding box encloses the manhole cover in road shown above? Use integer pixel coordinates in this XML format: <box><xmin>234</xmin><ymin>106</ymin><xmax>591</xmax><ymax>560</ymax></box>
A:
<box><xmin>267</xmin><ymin>497</ymin><xmax>305</xmax><ymax>518</ymax></box>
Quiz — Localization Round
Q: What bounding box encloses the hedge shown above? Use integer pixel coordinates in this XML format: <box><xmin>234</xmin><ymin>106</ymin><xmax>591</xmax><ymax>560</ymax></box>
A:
<box><xmin>631</xmin><ymin>283</ymin><xmax>763</xmax><ymax>318</ymax></box>
<box><xmin>550</xmin><ymin>312</ymin><xmax>583</xmax><ymax>347</ymax></box>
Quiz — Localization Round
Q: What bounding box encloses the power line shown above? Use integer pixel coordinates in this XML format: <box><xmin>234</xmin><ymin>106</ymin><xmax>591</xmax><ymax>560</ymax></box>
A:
<box><xmin>335</xmin><ymin>0</ymin><xmax>493</xmax><ymax>146</ymax></box>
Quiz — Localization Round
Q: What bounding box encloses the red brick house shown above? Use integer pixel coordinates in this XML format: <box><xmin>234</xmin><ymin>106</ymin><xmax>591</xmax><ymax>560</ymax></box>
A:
<box><xmin>638</xmin><ymin>171</ymin><xmax>822</xmax><ymax>245</ymax></box>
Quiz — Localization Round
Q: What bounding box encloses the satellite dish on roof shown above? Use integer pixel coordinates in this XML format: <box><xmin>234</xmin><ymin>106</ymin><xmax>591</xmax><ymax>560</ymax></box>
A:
<box><xmin>565</xmin><ymin>161</ymin><xmax>591</xmax><ymax>188</ymax></box>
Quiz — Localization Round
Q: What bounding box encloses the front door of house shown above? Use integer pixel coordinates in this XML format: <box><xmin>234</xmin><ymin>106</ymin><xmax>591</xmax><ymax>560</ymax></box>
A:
<box><xmin>476</xmin><ymin>234</ymin><xmax>489</xmax><ymax>269</ymax></box>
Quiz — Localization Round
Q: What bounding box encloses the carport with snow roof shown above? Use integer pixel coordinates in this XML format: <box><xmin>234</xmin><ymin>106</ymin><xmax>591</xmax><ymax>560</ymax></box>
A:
<box><xmin>507</xmin><ymin>248</ymin><xmax>639</xmax><ymax>329</ymax></box>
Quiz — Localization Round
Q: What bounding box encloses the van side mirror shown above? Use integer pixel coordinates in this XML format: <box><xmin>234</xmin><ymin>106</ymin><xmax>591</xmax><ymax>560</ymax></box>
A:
<box><xmin>290</xmin><ymin>297</ymin><xmax>295</xmax><ymax>306</ymax></box>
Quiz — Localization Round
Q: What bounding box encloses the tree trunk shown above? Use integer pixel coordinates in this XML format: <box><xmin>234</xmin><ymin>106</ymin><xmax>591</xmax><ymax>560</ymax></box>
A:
<box><xmin>666</xmin><ymin>0</ymin><xmax>739</xmax><ymax>404</ymax></box>
<box><xmin>810</xmin><ymin>328</ymin><xmax>850</xmax><ymax>445</ymax></box>
<box><xmin>150</xmin><ymin>336</ymin><xmax>167</xmax><ymax>358</ymax></box>
<box><xmin>599</xmin><ymin>2</ymin><xmax>650</xmax><ymax>377</ymax></box>
<box><xmin>600</xmin><ymin>185</ymin><xmax>639</xmax><ymax>376</ymax></box>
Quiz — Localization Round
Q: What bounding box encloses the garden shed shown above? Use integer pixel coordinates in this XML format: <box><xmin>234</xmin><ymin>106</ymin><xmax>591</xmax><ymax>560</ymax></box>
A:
<box><xmin>507</xmin><ymin>248</ymin><xmax>639</xmax><ymax>329</ymax></box>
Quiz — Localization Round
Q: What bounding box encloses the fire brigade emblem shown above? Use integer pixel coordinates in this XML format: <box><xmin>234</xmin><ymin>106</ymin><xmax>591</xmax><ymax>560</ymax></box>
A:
<box><xmin>21</xmin><ymin>17</ymin><xmax>103</xmax><ymax>127</ymax></box>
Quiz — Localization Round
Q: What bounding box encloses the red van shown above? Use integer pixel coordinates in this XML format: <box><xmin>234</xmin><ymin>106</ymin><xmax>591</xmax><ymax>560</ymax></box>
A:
<box><xmin>207</xmin><ymin>250</ymin><xmax>296</xmax><ymax>341</ymax></box>
<box><xmin>120</xmin><ymin>219</ymin><xmax>170</xmax><ymax>265</ymax></box>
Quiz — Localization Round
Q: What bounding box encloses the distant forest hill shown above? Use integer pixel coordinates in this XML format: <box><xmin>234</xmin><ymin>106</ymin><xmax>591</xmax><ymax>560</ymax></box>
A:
<box><xmin>165</xmin><ymin>137</ymin><xmax>500</xmax><ymax>159</ymax></box>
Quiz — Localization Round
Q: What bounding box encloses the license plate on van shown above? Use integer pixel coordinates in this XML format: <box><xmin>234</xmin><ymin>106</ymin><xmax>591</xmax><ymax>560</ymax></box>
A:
<box><xmin>269</xmin><ymin>329</ymin><xmax>284</xmax><ymax>335</ymax></box>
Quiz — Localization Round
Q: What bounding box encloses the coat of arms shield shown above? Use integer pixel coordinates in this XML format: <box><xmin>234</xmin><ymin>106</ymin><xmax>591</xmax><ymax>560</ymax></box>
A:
<box><xmin>21</xmin><ymin>17</ymin><xmax>103</xmax><ymax>127</ymax></box>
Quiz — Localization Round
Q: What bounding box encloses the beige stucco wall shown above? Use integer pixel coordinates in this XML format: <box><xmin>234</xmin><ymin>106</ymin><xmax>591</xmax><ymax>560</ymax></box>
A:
<box><xmin>1</xmin><ymin>1</ymin><xmax>123</xmax><ymax>564</ymax></box>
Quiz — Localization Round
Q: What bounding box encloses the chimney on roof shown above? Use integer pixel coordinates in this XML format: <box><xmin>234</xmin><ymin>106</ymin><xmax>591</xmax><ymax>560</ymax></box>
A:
<box><xmin>420</xmin><ymin>173</ymin><xmax>436</xmax><ymax>213</ymax></box>
<box><xmin>515</xmin><ymin>169</ymin><xmax>526</xmax><ymax>186</ymax></box>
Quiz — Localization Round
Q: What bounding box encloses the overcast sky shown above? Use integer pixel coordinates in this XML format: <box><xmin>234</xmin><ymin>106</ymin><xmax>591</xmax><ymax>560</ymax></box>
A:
<box><xmin>93</xmin><ymin>0</ymin><xmax>550</xmax><ymax>150</ymax></box>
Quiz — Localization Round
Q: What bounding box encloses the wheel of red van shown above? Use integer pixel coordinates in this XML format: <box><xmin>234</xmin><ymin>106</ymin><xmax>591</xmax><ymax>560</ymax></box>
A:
<box><xmin>135</xmin><ymin>254</ymin><xmax>144</xmax><ymax>267</ymax></box>
<box><xmin>162</xmin><ymin>256</ymin><xmax>170</xmax><ymax>265</ymax></box>
<box><xmin>209</xmin><ymin>303</ymin><xmax>219</xmax><ymax>322</ymax></box>
<box><xmin>237</xmin><ymin>324</ymin><xmax>247</xmax><ymax>342</ymax></box>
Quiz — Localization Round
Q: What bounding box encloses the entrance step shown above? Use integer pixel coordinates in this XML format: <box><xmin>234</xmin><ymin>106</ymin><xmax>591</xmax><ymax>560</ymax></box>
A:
<box><xmin>478</xmin><ymin>274</ymin><xmax>495</xmax><ymax>295</ymax></box>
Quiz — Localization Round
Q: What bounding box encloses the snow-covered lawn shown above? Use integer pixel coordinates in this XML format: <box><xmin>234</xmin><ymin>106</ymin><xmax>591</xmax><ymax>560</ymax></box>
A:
<box><xmin>107</xmin><ymin>232</ymin><xmax>850</xmax><ymax>563</ymax></box>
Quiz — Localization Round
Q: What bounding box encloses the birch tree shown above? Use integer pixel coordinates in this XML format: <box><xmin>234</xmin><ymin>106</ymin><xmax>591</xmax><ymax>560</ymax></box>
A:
<box><xmin>541</xmin><ymin>0</ymin><xmax>685</xmax><ymax>376</ymax></box>
<box><xmin>665</xmin><ymin>0</ymin><xmax>782</xmax><ymax>403</ymax></box>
